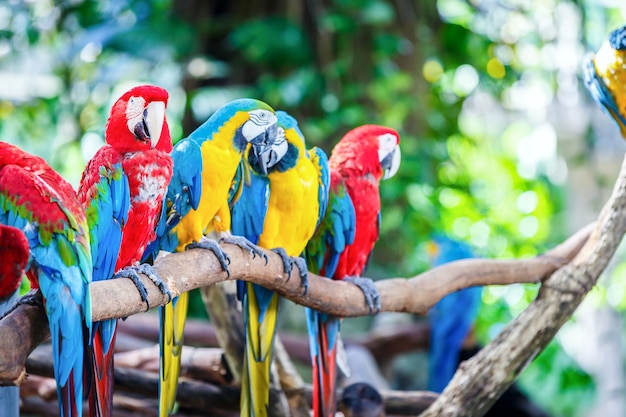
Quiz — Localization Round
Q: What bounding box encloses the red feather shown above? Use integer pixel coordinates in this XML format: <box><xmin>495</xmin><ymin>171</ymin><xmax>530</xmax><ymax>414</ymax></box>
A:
<box><xmin>0</xmin><ymin>225</ymin><xmax>29</xmax><ymax>299</ymax></box>
<box><xmin>79</xmin><ymin>85</ymin><xmax>174</xmax><ymax>417</ymax></box>
<box><xmin>313</xmin><ymin>125</ymin><xmax>400</xmax><ymax>417</ymax></box>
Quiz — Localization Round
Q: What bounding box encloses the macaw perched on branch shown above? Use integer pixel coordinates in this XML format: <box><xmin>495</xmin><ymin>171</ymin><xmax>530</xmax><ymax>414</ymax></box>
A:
<box><xmin>0</xmin><ymin>142</ymin><xmax>92</xmax><ymax>417</ymax></box>
<box><xmin>583</xmin><ymin>24</ymin><xmax>626</xmax><ymax>137</ymax></box>
<box><xmin>141</xmin><ymin>98</ymin><xmax>281</xmax><ymax>417</ymax></box>
<box><xmin>426</xmin><ymin>236</ymin><xmax>482</xmax><ymax>393</ymax></box>
<box><xmin>230</xmin><ymin>110</ymin><xmax>330</xmax><ymax>417</ymax></box>
<box><xmin>78</xmin><ymin>85</ymin><xmax>174</xmax><ymax>417</ymax></box>
<box><xmin>304</xmin><ymin>125</ymin><xmax>401</xmax><ymax>417</ymax></box>
<box><xmin>0</xmin><ymin>224</ymin><xmax>30</xmax><ymax>417</ymax></box>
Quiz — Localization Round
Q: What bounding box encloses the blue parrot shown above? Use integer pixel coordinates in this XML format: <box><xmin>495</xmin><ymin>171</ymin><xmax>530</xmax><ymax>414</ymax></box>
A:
<box><xmin>427</xmin><ymin>236</ymin><xmax>482</xmax><ymax>393</ymax></box>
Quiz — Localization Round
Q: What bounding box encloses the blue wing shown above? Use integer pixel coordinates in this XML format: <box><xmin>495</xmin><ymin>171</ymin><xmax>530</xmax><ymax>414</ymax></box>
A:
<box><xmin>427</xmin><ymin>236</ymin><xmax>482</xmax><ymax>393</ymax></box>
<box><xmin>143</xmin><ymin>139</ymin><xmax>203</xmax><ymax>261</ymax></box>
<box><xmin>86</xmin><ymin>162</ymin><xmax>130</xmax><ymax>286</ymax></box>
<box><xmin>231</xmin><ymin>171</ymin><xmax>270</xmax><ymax>300</ymax></box>
<box><xmin>322</xmin><ymin>184</ymin><xmax>356</xmax><ymax>278</ymax></box>
<box><xmin>310</xmin><ymin>147</ymin><xmax>330</xmax><ymax>230</ymax></box>
<box><xmin>305</xmin><ymin>179</ymin><xmax>356</xmax><ymax>277</ymax></box>
<box><xmin>583</xmin><ymin>56</ymin><xmax>626</xmax><ymax>132</ymax></box>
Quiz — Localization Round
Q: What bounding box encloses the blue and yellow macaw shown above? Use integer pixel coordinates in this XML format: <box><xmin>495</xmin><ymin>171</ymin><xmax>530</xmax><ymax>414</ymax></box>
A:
<box><xmin>231</xmin><ymin>110</ymin><xmax>330</xmax><ymax>417</ymax></box>
<box><xmin>426</xmin><ymin>236</ymin><xmax>482</xmax><ymax>393</ymax></box>
<box><xmin>142</xmin><ymin>98</ymin><xmax>281</xmax><ymax>417</ymax></box>
<box><xmin>583</xmin><ymin>24</ymin><xmax>626</xmax><ymax>137</ymax></box>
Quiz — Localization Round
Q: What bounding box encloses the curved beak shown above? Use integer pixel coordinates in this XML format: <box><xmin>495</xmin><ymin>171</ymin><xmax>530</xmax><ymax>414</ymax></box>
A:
<box><xmin>381</xmin><ymin>146</ymin><xmax>401</xmax><ymax>179</ymax></box>
<box><xmin>248</xmin><ymin>122</ymin><xmax>279</xmax><ymax>176</ymax></box>
<box><xmin>144</xmin><ymin>101</ymin><xmax>166</xmax><ymax>148</ymax></box>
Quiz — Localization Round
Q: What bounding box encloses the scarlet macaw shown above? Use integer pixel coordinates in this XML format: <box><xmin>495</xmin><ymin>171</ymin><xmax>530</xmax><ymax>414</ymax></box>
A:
<box><xmin>0</xmin><ymin>224</ymin><xmax>30</xmax><ymax>417</ymax></box>
<box><xmin>426</xmin><ymin>236</ymin><xmax>481</xmax><ymax>393</ymax></box>
<box><xmin>0</xmin><ymin>142</ymin><xmax>92</xmax><ymax>417</ymax></box>
<box><xmin>583</xmin><ymin>25</ymin><xmax>626</xmax><ymax>137</ymax></box>
<box><xmin>78</xmin><ymin>85</ymin><xmax>173</xmax><ymax>417</ymax></box>
<box><xmin>141</xmin><ymin>98</ymin><xmax>281</xmax><ymax>417</ymax></box>
<box><xmin>304</xmin><ymin>125</ymin><xmax>401</xmax><ymax>417</ymax></box>
<box><xmin>230</xmin><ymin>110</ymin><xmax>329</xmax><ymax>416</ymax></box>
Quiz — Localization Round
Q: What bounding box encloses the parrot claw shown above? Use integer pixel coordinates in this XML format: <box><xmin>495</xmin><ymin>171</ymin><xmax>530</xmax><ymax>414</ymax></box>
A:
<box><xmin>271</xmin><ymin>249</ymin><xmax>309</xmax><ymax>294</ymax></box>
<box><xmin>292</xmin><ymin>256</ymin><xmax>309</xmax><ymax>295</ymax></box>
<box><xmin>186</xmin><ymin>237</ymin><xmax>231</xmax><ymax>277</ymax></box>
<box><xmin>0</xmin><ymin>289</ymin><xmax>43</xmax><ymax>321</ymax></box>
<box><xmin>272</xmin><ymin>247</ymin><xmax>293</xmax><ymax>278</ymax></box>
<box><xmin>220</xmin><ymin>235</ymin><xmax>268</xmax><ymax>265</ymax></box>
<box><xmin>114</xmin><ymin>264</ymin><xmax>172</xmax><ymax>311</ymax></box>
<box><xmin>344</xmin><ymin>276</ymin><xmax>381</xmax><ymax>314</ymax></box>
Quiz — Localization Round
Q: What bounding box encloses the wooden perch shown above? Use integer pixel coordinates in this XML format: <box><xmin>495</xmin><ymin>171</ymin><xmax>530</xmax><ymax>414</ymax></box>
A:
<box><xmin>24</xmin><ymin>346</ymin><xmax>437</xmax><ymax>415</ymax></box>
<box><xmin>419</xmin><ymin>153</ymin><xmax>626</xmax><ymax>417</ymax></box>
<box><xmin>0</xmin><ymin>213</ymin><xmax>592</xmax><ymax>383</ymax></box>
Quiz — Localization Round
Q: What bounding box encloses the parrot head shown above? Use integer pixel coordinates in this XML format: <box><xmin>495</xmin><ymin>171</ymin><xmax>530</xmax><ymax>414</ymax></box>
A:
<box><xmin>192</xmin><ymin>98</ymin><xmax>280</xmax><ymax>175</ymax></box>
<box><xmin>105</xmin><ymin>84</ymin><xmax>172</xmax><ymax>153</ymax></box>
<box><xmin>246</xmin><ymin>110</ymin><xmax>303</xmax><ymax>175</ymax></box>
<box><xmin>330</xmin><ymin>125</ymin><xmax>401</xmax><ymax>180</ymax></box>
<box><xmin>0</xmin><ymin>224</ymin><xmax>29</xmax><ymax>300</ymax></box>
<box><xmin>584</xmin><ymin>25</ymin><xmax>626</xmax><ymax>138</ymax></box>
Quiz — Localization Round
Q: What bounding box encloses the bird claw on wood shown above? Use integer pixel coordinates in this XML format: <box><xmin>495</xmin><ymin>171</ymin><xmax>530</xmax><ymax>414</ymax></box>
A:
<box><xmin>113</xmin><ymin>264</ymin><xmax>172</xmax><ymax>311</ymax></box>
<box><xmin>220</xmin><ymin>234</ymin><xmax>268</xmax><ymax>265</ymax></box>
<box><xmin>344</xmin><ymin>276</ymin><xmax>381</xmax><ymax>314</ymax></box>
<box><xmin>186</xmin><ymin>237</ymin><xmax>232</xmax><ymax>276</ymax></box>
<box><xmin>0</xmin><ymin>290</ymin><xmax>42</xmax><ymax>322</ymax></box>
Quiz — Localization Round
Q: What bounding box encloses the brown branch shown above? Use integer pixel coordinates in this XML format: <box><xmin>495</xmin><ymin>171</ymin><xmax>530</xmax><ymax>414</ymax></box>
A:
<box><xmin>419</xmin><ymin>154</ymin><xmax>626</xmax><ymax>417</ymax></box>
<box><xmin>117</xmin><ymin>313</ymin><xmax>431</xmax><ymax>366</ymax></box>
<box><xmin>0</xmin><ymin>218</ymin><xmax>592</xmax><ymax>384</ymax></box>
<box><xmin>25</xmin><ymin>347</ymin><xmax>436</xmax><ymax>415</ymax></box>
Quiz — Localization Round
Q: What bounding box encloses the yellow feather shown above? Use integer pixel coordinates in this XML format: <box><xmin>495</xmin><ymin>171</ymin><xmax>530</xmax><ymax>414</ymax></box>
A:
<box><xmin>240</xmin><ymin>282</ymin><xmax>279</xmax><ymax>417</ymax></box>
<box><xmin>161</xmin><ymin>111</ymin><xmax>255</xmax><ymax>416</ymax></box>
<box><xmin>159</xmin><ymin>291</ymin><xmax>189</xmax><ymax>416</ymax></box>
<box><xmin>594</xmin><ymin>41</ymin><xmax>626</xmax><ymax>136</ymax></box>
<box><xmin>239</xmin><ymin>123</ymin><xmax>325</xmax><ymax>417</ymax></box>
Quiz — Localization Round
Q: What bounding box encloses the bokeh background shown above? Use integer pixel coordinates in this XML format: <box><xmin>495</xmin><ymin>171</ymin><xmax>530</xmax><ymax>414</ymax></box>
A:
<box><xmin>3</xmin><ymin>1</ymin><xmax>626</xmax><ymax>416</ymax></box>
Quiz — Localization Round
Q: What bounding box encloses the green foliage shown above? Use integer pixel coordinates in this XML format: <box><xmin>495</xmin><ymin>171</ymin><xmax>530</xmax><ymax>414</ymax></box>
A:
<box><xmin>3</xmin><ymin>0</ymin><xmax>624</xmax><ymax>415</ymax></box>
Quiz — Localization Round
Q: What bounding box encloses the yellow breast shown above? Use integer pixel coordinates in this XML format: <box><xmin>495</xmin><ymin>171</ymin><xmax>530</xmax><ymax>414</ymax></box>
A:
<box><xmin>173</xmin><ymin>139</ymin><xmax>242</xmax><ymax>251</ymax></box>
<box><xmin>258</xmin><ymin>158</ymin><xmax>320</xmax><ymax>256</ymax></box>
<box><xmin>595</xmin><ymin>41</ymin><xmax>626</xmax><ymax>119</ymax></box>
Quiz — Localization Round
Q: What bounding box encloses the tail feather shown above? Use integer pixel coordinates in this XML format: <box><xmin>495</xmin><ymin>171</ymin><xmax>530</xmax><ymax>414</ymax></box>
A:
<box><xmin>43</xmin><ymin>282</ymin><xmax>88</xmax><ymax>417</ymax></box>
<box><xmin>306</xmin><ymin>308</ymin><xmax>340</xmax><ymax>417</ymax></box>
<box><xmin>87</xmin><ymin>321</ymin><xmax>117</xmax><ymax>417</ymax></box>
<box><xmin>60</xmin><ymin>373</ymin><xmax>80</xmax><ymax>417</ymax></box>
<box><xmin>159</xmin><ymin>292</ymin><xmax>189</xmax><ymax>417</ymax></box>
<box><xmin>240</xmin><ymin>282</ymin><xmax>279</xmax><ymax>417</ymax></box>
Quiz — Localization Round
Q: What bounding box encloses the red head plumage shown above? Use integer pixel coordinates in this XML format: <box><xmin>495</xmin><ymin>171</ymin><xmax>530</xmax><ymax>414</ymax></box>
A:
<box><xmin>105</xmin><ymin>84</ymin><xmax>172</xmax><ymax>154</ymax></box>
<box><xmin>329</xmin><ymin>125</ymin><xmax>401</xmax><ymax>180</ymax></box>
<box><xmin>0</xmin><ymin>225</ymin><xmax>29</xmax><ymax>300</ymax></box>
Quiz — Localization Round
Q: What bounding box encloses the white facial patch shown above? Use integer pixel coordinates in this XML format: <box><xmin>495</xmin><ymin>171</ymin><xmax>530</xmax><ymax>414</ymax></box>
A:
<box><xmin>378</xmin><ymin>133</ymin><xmax>398</xmax><ymax>162</ymax></box>
<box><xmin>126</xmin><ymin>96</ymin><xmax>147</xmax><ymax>133</ymax></box>
<box><xmin>242</xmin><ymin>110</ymin><xmax>278</xmax><ymax>141</ymax></box>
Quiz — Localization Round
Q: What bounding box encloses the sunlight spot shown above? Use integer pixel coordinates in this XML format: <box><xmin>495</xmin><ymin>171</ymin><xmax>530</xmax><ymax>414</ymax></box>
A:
<box><xmin>453</xmin><ymin>64</ymin><xmax>479</xmax><ymax>96</ymax></box>
<box><xmin>518</xmin><ymin>216</ymin><xmax>539</xmax><ymax>238</ymax></box>
<box><xmin>423</xmin><ymin>59</ymin><xmax>443</xmax><ymax>83</ymax></box>
<box><xmin>516</xmin><ymin>191</ymin><xmax>538</xmax><ymax>214</ymax></box>
<box><xmin>80</xmin><ymin>41</ymin><xmax>102</xmax><ymax>63</ymax></box>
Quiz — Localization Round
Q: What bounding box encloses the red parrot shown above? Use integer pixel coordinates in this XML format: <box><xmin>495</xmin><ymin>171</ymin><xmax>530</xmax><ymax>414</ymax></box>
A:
<box><xmin>0</xmin><ymin>141</ymin><xmax>93</xmax><ymax>417</ymax></box>
<box><xmin>0</xmin><ymin>224</ymin><xmax>29</xmax><ymax>417</ymax></box>
<box><xmin>305</xmin><ymin>125</ymin><xmax>401</xmax><ymax>417</ymax></box>
<box><xmin>77</xmin><ymin>85</ymin><xmax>174</xmax><ymax>417</ymax></box>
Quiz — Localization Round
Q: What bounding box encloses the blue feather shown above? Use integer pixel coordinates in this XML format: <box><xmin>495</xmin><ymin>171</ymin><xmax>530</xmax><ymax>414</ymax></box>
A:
<box><xmin>311</xmin><ymin>147</ymin><xmax>330</xmax><ymax>230</ymax></box>
<box><xmin>427</xmin><ymin>236</ymin><xmax>482</xmax><ymax>393</ymax></box>
<box><xmin>231</xmin><ymin>173</ymin><xmax>270</xmax><ymax>300</ymax></box>
<box><xmin>143</xmin><ymin>139</ymin><xmax>203</xmax><ymax>262</ymax></box>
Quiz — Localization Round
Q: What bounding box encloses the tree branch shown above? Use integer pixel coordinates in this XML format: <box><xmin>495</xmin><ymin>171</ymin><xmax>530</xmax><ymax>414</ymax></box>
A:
<box><xmin>0</xmin><ymin>218</ymin><xmax>592</xmax><ymax>384</ymax></box>
<box><xmin>419</xmin><ymin>154</ymin><xmax>626</xmax><ymax>417</ymax></box>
